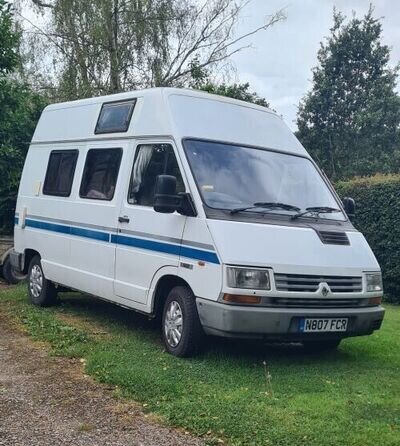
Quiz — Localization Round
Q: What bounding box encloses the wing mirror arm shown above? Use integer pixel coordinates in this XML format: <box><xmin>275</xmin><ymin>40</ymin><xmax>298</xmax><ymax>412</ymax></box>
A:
<box><xmin>178</xmin><ymin>192</ymin><xmax>197</xmax><ymax>217</ymax></box>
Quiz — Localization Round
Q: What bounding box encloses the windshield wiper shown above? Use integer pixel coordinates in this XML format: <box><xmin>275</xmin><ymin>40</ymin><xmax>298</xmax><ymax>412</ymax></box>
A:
<box><xmin>290</xmin><ymin>206</ymin><xmax>341</xmax><ymax>220</ymax></box>
<box><xmin>230</xmin><ymin>202</ymin><xmax>301</xmax><ymax>215</ymax></box>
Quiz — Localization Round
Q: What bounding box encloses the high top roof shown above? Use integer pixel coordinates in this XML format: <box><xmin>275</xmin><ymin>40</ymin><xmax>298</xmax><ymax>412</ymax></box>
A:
<box><xmin>32</xmin><ymin>87</ymin><xmax>307</xmax><ymax>157</ymax></box>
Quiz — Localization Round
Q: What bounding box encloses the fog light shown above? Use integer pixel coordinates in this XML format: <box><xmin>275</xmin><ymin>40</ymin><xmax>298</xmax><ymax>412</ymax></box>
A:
<box><xmin>368</xmin><ymin>296</ymin><xmax>382</xmax><ymax>306</ymax></box>
<box><xmin>223</xmin><ymin>294</ymin><xmax>261</xmax><ymax>304</ymax></box>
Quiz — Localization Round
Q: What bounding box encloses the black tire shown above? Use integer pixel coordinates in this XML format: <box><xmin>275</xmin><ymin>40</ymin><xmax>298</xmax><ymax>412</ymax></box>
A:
<box><xmin>27</xmin><ymin>255</ymin><xmax>57</xmax><ymax>307</ymax></box>
<box><xmin>161</xmin><ymin>286</ymin><xmax>205</xmax><ymax>357</ymax></box>
<box><xmin>303</xmin><ymin>339</ymin><xmax>341</xmax><ymax>353</ymax></box>
<box><xmin>2</xmin><ymin>255</ymin><xmax>26</xmax><ymax>285</ymax></box>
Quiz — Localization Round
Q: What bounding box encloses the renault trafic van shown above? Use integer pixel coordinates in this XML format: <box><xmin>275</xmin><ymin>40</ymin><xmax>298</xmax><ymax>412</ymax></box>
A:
<box><xmin>11</xmin><ymin>88</ymin><xmax>384</xmax><ymax>356</ymax></box>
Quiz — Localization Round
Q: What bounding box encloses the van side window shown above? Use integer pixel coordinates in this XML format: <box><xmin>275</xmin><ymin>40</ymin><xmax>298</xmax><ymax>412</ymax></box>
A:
<box><xmin>128</xmin><ymin>144</ymin><xmax>185</xmax><ymax>206</ymax></box>
<box><xmin>80</xmin><ymin>148</ymin><xmax>122</xmax><ymax>201</ymax></box>
<box><xmin>43</xmin><ymin>150</ymin><xmax>78</xmax><ymax>197</ymax></box>
<box><xmin>95</xmin><ymin>99</ymin><xmax>136</xmax><ymax>134</ymax></box>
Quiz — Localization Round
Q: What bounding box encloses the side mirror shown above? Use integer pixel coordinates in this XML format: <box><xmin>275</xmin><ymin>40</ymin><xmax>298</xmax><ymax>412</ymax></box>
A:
<box><xmin>153</xmin><ymin>175</ymin><xmax>198</xmax><ymax>216</ymax></box>
<box><xmin>342</xmin><ymin>197</ymin><xmax>355</xmax><ymax>219</ymax></box>
<box><xmin>154</xmin><ymin>175</ymin><xmax>181</xmax><ymax>214</ymax></box>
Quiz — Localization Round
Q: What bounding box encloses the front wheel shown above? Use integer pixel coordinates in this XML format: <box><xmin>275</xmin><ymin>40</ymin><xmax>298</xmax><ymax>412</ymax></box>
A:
<box><xmin>27</xmin><ymin>256</ymin><xmax>57</xmax><ymax>306</ymax></box>
<box><xmin>303</xmin><ymin>339</ymin><xmax>341</xmax><ymax>353</ymax></box>
<box><xmin>162</xmin><ymin>286</ymin><xmax>204</xmax><ymax>357</ymax></box>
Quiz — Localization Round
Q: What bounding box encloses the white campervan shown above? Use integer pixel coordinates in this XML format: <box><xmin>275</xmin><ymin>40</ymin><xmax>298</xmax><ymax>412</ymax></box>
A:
<box><xmin>12</xmin><ymin>88</ymin><xmax>384</xmax><ymax>356</ymax></box>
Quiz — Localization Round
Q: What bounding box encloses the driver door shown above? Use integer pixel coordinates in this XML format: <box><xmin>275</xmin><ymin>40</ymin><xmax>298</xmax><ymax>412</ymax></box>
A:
<box><xmin>114</xmin><ymin>141</ymin><xmax>187</xmax><ymax>305</ymax></box>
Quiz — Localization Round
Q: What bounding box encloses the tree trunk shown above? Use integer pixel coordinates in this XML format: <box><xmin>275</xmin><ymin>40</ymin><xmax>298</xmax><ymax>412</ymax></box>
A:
<box><xmin>328</xmin><ymin>133</ymin><xmax>336</xmax><ymax>179</ymax></box>
<box><xmin>109</xmin><ymin>0</ymin><xmax>120</xmax><ymax>92</ymax></box>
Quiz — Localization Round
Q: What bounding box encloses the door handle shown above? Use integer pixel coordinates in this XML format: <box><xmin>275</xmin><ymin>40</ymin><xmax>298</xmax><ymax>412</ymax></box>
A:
<box><xmin>118</xmin><ymin>216</ymin><xmax>130</xmax><ymax>223</ymax></box>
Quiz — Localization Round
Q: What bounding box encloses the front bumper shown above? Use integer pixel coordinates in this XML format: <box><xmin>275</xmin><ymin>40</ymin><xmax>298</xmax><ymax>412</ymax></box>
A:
<box><xmin>196</xmin><ymin>298</ymin><xmax>385</xmax><ymax>340</ymax></box>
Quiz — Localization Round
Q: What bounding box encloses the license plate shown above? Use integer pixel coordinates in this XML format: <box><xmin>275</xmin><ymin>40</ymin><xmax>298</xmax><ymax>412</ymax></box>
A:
<box><xmin>299</xmin><ymin>318</ymin><xmax>348</xmax><ymax>333</ymax></box>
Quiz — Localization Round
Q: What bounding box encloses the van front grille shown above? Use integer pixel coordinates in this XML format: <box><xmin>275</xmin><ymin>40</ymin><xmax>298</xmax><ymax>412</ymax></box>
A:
<box><xmin>274</xmin><ymin>274</ymin><xmax>362</xmax><ymax>293</ymax></box>
<box><xmin>267</xmin><ymin>297</ymin><xmax>363</xmax><ymax>308</ymax></box>
<box><xmin>317</xmin><ymin>231</ymin><xmax>350</xmax><ymax>245</ymax></box>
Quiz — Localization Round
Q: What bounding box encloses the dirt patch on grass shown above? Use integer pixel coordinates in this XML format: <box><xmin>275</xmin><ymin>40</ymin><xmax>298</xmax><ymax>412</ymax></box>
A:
<box><xmin>56</xmin><ymin>311</ymin><xmax>111</xmax><ymax>340</ymax></box>
<box><xmin>0</xmin><ymin>281</ymin><xmax>11</xmax><ymax>291</ymax></box>
<box><xmin>0</xmin><ymin>310</ymin><xmax>203</xmax><ymax>446</ymax></box>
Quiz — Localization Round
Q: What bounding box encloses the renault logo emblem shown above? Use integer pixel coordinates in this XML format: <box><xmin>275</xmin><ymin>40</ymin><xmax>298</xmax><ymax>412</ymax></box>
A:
<box><xmin>319</xmin><ymin>282</ymin><xmax>331</xmax><ymax>297</ymax></box>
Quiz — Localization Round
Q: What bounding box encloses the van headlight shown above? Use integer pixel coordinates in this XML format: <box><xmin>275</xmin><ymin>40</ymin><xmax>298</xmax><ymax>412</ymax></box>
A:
<box><xmin>366</xmin><ymin>273</ymin><xmax>383</xmax><ymax>292</ymax></box>
<box><xmin>227</xmin><ymin>267</ymin><xmax>271</xmax><ymax>290</ymax></box>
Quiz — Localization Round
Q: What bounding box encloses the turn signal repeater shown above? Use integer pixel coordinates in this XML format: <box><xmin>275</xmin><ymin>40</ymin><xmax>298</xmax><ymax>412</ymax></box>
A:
<box><xmin>222</xmin><ymin>294</ymin><xmax>261</xmax><ymax>304</ymax></box>
<box><xmin>367</xmin><ymin>296</ymin><xmax>382</xmax><ymax>306</ymax></box>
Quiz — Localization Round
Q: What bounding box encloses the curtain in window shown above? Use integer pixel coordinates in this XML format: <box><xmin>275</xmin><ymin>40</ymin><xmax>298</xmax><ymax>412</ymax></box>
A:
<box><xmin>130</xmin><ymin>145</ymin><xmax>154</xmax><ymax>194</ymax></box>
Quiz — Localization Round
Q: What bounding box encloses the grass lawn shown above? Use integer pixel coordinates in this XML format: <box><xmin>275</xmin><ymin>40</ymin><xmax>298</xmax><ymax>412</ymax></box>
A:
<box><xmin>1</xmin><ymin>284</ymin><xmax>399</xmax><ymax>446</ymax></box>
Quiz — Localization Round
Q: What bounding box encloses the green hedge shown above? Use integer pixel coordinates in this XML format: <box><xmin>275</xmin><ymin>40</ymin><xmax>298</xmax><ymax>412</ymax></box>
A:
<box><xmin>0</xmin><ymin>195</ymin><xmax>16</xmax><ymax>235</ymax></box>
<box><xmin>336</xmin><ymin>174</ymin><xmax>400</xmax><ymax>303</ymax></box>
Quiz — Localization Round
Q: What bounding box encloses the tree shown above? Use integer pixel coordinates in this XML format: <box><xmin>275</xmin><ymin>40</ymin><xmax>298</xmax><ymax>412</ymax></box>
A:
<box><xmin>0</xmin><ymin>0</ymin><xmax>46</xmax><ymax>233</ymax></box>
<box><xmin>198</xmin><ymin>81</ymin><xmax>269</xmax><ymax>106</ymax></box>
<box><xmin>0</xmin><ymin>0</ymin><xmax>19</xmax><ymax>73</ymax></box>
<box><xmin>188</xmin><ymin>59</ymin><xmax>269</xmax><ymax>106</ymax></box>
<box><xmin>19</xmin><ymin>0</ymin><xmax>285</xmax><ymax>99</ymax></box>
<box><xmin>297</xmin><ymin>7</ymin><xmax>400</xmax><ymax>180</ymax></box>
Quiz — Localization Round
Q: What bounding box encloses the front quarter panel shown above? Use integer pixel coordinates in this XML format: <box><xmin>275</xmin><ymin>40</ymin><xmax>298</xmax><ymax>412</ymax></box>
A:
<box><xmin>178</xmin><ymin>216</ymin><xmax>222</xmax><ymax>301</ymax></box>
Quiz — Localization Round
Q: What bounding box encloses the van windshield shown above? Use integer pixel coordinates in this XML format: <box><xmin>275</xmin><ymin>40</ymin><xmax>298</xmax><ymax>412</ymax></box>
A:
<box><xmin>183</xmin><ymin>139</ymin><xmax>345</xmax><ymax>221</ymax></box>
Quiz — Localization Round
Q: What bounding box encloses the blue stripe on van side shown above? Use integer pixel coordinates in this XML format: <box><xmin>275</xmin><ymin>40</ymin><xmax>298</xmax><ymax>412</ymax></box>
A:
<box><xmin>24</xmin><ymin>217</ymin><xmax>220</xmax><ymax>264</ymax></box>
<box><xmin>14</xmin><ymin>216</ymin><xmax>19</xmax><ymax>225</ymax></box>
<box><xmin>70</xmin><ymin>226</ymin><xmax>110</xmax><ymax>242</ymax></box>
<box><xmin>180</xmin><ymin>245</ymin><xmax>220</xmax><ymax>264</ymax></box>
<box><xmin>111</xmin><ymin>234</ymin><xmax>182</xmax><ymax>256</ymax></box>
<box><xmin>25</xmin><ymin>219</ymin><xmax>110</xmax><ymax>242</ymax></box>
<box><xmin>111</xmin><ymin>234</ymin><xmax>220</xmax><ymax>264</ymax></box>
<box><xmin>26</xmin><ymin>218</ymin><xmax>70</xmax><ymax>234</ymax></box>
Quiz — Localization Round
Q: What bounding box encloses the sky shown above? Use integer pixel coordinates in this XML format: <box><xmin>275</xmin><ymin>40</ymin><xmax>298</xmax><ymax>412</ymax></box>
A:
<box><xmin>19</xmin><ymin>0</ymin><xmax>399</xmax><ymax>131</ymax></box>
<box><xmin>230</xmin><ymin>0</ymin><xmax>400</xmax><ymax>129</ymax></box>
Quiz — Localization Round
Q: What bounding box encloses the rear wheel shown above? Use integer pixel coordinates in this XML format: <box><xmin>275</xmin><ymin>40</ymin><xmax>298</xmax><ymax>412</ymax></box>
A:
<box><xmin>2</xmin><ymin>255</ymin><xmax>26</xmax><ymax>284</ymax></box>
<box><xmin>27</xmin><ymin>256</ymin><xmax>57</xmax><ymax>306</ymax></box>
<box><xmin>303</xmin><ymin>339</ymin><xmax>341</xmax><ymax>352</ymax></box>
<box><xmin>162</xmin><ymin>286</ymin><xmax>204</xmax><ymax>357</ymax></box>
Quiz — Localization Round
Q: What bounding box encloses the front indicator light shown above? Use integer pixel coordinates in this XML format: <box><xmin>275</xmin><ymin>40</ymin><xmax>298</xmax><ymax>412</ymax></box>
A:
<box><xmin>223</xmin><ymin>294</ymin><xmax>261</xmax><ymax>304</ymax></box>
<box><xmin>368</xmin><ymin>296</ymin><xmax>382</xmax><ymax>306</ymax></box>
<box><xmin>366</xmin><ymin>273</ymin><xmax>383</xmax><ymax>292</ymax></box>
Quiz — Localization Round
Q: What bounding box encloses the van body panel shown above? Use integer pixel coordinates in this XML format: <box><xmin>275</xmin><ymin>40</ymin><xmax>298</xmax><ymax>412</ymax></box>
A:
<box><xmin>207</xmin><ymin>220</ymin><xmax>380</xmax><ymax>275</ymax></box>
<box><xmin>114</xmin><ymin>139</ymin><xmax>189</xmax><ymax>304</ymax></box>
<box><xmin>148</xmin><ymin>265</ymin><xmax>180</xmax><ymax>312</ymax></box>
<box><xmin>14</xmin><ymin>145</ymin><xmax>76</xmax><ymax>283</ymax></box>
<box><xmin>33</xmin><ymin>103</ymin><xmax>101</xmax><ymax>143</ymax></box>
<box><xmin>32</xmin><ymin>88</ymin><xmax>305</xmax><ymax>158</ymax></box>
<box><xmin>114</xmin><ymin>206</ymin><xmax>186</xmax><ymax>304</ymax></box>
<box><xmin>168</xmin><ymin>94</ymin><xmax>306</xmax><ymax>156</ymax></box>
<box><xmin>66</xmin><ymin>141</ymin><xmax>129</xmax><ymax>299</ymax></box>
<box><xmin>178</xmin><ymin>216</ymin><xmax>222</xmax><ymax>301</ymax></box>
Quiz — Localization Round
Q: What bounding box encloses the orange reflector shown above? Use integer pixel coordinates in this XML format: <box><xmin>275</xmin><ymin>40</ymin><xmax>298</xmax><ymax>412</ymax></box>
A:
<box><xmin>368</xmin><ymin>296</ymin><xmax>382</xmax><ymax>306</ymax></box>
<box><xmin>223</xmin><ymin>294</ymin><xmax>261</xmax><ymax>304</ymax></box>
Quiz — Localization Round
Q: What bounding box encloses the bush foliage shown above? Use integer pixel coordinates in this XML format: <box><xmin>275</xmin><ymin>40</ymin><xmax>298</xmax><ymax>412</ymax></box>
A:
<box><xmin>0</xmin><ymin>0</ymin><xmax>47</xmax><ymax>234</ymax></box>
<box><xmin>297</xmin><ymin>9</ymin><xmax>400</xmax><ymax>180</ymax></box>
<box><xmin>336</xmin><ymin>174</ymin><xmax>400</xmax><ymax>302</ymax></box>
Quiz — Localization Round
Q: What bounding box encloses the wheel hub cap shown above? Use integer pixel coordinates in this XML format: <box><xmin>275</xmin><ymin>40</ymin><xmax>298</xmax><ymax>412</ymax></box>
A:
<box><xmin>164</xmin><ymin>300</ymin><xmax>183</xmax><ymax>348</ymax></box>
<box><xmin>29</xmin><ymin>264</ymin><xmax>43</xmax><ymax>298</ymax></box>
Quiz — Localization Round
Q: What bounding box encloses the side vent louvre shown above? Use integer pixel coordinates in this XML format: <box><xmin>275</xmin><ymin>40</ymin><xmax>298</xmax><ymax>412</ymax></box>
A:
<box><xmin>317</xmin><ymin>231</ymin><xmax>350</xmax><ymax>245</ymax></box>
